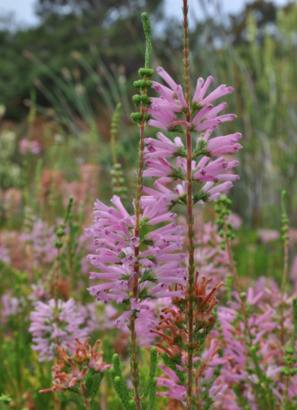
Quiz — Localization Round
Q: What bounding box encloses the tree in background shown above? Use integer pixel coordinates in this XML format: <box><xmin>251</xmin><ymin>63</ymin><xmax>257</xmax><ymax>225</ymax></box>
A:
<box><xmin>0</xmin><ymin>0</ymin><xmax>164</xmax><ymax>118</ymax></box>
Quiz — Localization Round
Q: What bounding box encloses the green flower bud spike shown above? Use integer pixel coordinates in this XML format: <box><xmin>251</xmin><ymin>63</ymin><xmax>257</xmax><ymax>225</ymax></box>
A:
<box><xmin>109</xmin><ymin>103</ymin><xmax>127</xmax><ymax>198</ymax></box>
<box><xmin>281</xmin><ymin>190</ymin><xmax>289</xmax><ymax>293</ymax></box>
<box><xmin>131</xmin><ymin>12</ymin><xmax>154</xmax><ymax>125</ymax></box>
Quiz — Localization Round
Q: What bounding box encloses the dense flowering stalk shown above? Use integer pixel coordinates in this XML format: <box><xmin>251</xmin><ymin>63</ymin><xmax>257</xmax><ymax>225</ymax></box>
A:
<box><xmin>154</xmin><ymin>279</ymin><xmax>297</xmax><ymax>408</ymax></box>
<box><xmin>146</xmin><ymin>79</ymin><xmax>241</xmax><ymax>204</ymax></box>
<box><xmin>87</xmin><ymin>12</ymin><xmax>184</xmax><ymax>409</ymax></box>
<box><xmin>88</xmin><ymin>195</ymin><xmax>185</xmax><ymax>325</ymax></box>
<box><xmin>210</xmin><ymin>281</ymin><xmax>297</xmax><ymax>409</ymax></box>
<box><xmin>29</xmin><ymin>299</ymin><xmax>93</xmax><ymax>361</ymax></box>
<box><xmin>153</xmin><ymin>274</ymin><xmax>221</xmax><ymax>408</ymax></box>
<box><xmin>143</xmin><ymin>1</ymin><xmax>241</xmax><ymax>406</ymax></box>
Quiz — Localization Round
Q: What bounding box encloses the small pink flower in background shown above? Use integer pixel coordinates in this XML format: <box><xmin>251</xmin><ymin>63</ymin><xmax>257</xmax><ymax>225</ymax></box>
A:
<box><xmin>0</xmin><ymin>292</ymin><xmax>21</xmax><ymax>323</ymax></box>
<box><xmin>228</xmin><ymin>213</ymin><xmax>242</xmax><ymax>230</ymax></box>
<box><xmin>290</xmin><ymin>256</ymin><xmax>297</xmax><ymax>288</ymax></box>
<box><xmin>19</xmin><ymin>138</ymin><xmax>41</xmax><ymax>155</ymax></box>
<box><xmin>2</xmin><ymin>188</ymin><xmax>22</xmax><ymax>215</ymax></box>
<box><xmin>21</xmin><ymin>219</ymin><xmax>58</xmax><ymax>267</ymax></box>
<box><xmin>195</xmin><ymin>222</ymin><xmax>230</xmax><ymax>283</ymax></box>
<box><xmin>289</xmin><ymin>229</ymin><xmax>297</xmax><ymax>245</ymax></box>
<box><xmin>257</xmin><ymin>229</ymin><xmax>280</xmax><ymax>243</ymax></box>
<box><xmin>157</xmin><ymin>365</ymin><xmax>186</xmax><ymax>401</ymax></box>
<box><xmin>29</xmin><ymin>283</ymin><xmax>49</xmax><ymax>303</ymax></box>
<box><xmin>0</xmin><ymin>245</ymin><xmax>10</xmax><ymax>265</ymax></box>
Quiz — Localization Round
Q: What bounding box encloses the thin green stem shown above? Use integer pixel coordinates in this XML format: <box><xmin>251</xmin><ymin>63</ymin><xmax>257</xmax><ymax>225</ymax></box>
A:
<box><xmin>281</xmin><ymin>190</ymin><xmax>289</xmax><ymax>295</ymax></box>
<box><xmin>280</xmin><ymin>190</ymin><xmax>289</xmax><ymax>402</ymax></box>
<box><xmin>129</xmin><ymin>13</ymin><xmax>153</xmax><ymax>409</ymax></box>
<box><xmin>130</xmin><ymin>90</ymin><xmax>147</xmax><ymax>410</ymax></box>
<box><xmin>129</xmin><ymin>99</ymin><xmax>146</xmax><ymax>410</ymax></box>
<box><xmin>80</xmin><ymin>383</ymin><xmax>91</xmax><ymax>410</ymax></box>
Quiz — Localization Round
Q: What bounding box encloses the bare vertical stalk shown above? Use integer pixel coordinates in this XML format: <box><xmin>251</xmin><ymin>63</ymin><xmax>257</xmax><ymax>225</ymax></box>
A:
<box><xmin>280</xmin><ymin>190</ymin><xmax>289</xmax><ymax>401</ymax></box>
<box><xmin>53</xmin><ymin>396</ymin><xmax>61</xmax><ymax>410</ymax></box>
<box><xmin>80</xmin><ymin>383</ymin><xmax>91</xmax><ymax>410</ymax></box>
<box><xmin>281</xmin><ymin>190</ymin><xmax>289</xmax><ymax>295</ymax></box>
<box><xmin>280</xmin><ymin>191</ymin><xmax>289</xmax><ymax>346</ymax></box>
<box><xmin>130</xmin><ymin>310</ymin><xmax>141</xmax><ymax>410</ymax></box>
<box><xmin>182</xmin><ymin>1</ymin><xmax>195</xmax><ymax>408</ymax></box>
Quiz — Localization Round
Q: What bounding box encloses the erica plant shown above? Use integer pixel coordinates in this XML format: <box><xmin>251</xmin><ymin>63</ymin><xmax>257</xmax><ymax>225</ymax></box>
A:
<box><xmin>87</xmin><ymin>1</ymin><xmax>242</xmax><ymax>408</ymax></box>
<box><xmin>3</xmin><ymin>2</ymin><xmax>297</xmax><ymax>410</ymax></box>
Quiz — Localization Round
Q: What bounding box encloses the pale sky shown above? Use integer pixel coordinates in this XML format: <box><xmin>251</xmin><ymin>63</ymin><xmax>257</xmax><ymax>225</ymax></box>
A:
<box><xmin>0</xmin><ymin>0</ymin><xmax>290</xmax><ymax>27</ymax></box>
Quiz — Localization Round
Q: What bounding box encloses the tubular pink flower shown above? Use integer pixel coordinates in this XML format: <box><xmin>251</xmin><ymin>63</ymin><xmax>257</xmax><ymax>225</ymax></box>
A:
<box><xmin>157</xmin><ymin>365</ymin><xmax>186</xmax><ymax>401</ymax></box>
<box><xmin>193</xmin><ymin>75</ymin><xmax>214</xmax><ymax>103</ymax></box>
<box><xmin>145</xmin><ymin>132</ymin><xmax>184</xmax><ymax>158</ymax></box>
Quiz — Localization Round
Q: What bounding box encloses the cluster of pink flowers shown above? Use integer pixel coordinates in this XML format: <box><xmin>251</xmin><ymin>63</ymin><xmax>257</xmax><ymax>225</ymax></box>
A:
<box><xmin>0</xmin><ymin>244</ymin><xmax>10</xmax><ymax>265</ymax></box>
<box><xmin>19</xmin><ymin>138</ymin><xmax>41</xmax><ymax>155</ymax></box>
<box><xmin>194</xmin><ymin>221</ymin><xmax>230</xmax><ymax>282</ymax></box>
<box><xmin>87</xmin><ymin>194</ymin><xmax>185</xmax><ymax>337</ymax></box>
<box><xmin>146</xmin><ymin>67</ymin><xmax>242</xmax><ymax>204</ymax></box>
<box><xmin>21</xmin><ymin>219</ymin><xmax>58</xmax><ymax>267</ymax></box>
<box><xmin>157</xmin><ymin>278</ymin><xmax>297</xmax><ymax>408</ymax></box>
<box><xmin>0</xmin><ymin>292</ymin><xmax>22</xmax><ymax>323</ymax></box>
<box><xmin>208</xmin><ymin>280</ymin><xmax>297</xmax><ymax>408</ymax></box>
<box><xmin>257</xmin><ymin>228</ymin><xmax>280</xmax><ymax>243</ymax></box>
<box><xmin>29</xmin><ymin>299</ymin><xmax>98</xmax><ymax>361</ymax></box>
<box><xmin>0</xmin><ymin>221</ymin><xmax>57</xmax><ymax>273</ymax></box>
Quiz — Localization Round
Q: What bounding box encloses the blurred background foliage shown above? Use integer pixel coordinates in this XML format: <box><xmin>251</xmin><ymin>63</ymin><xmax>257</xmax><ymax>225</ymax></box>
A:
<box><xmin>0</xmin><ymin>0</ymin><xmax>296</xmax><ymax>226</ymax></box>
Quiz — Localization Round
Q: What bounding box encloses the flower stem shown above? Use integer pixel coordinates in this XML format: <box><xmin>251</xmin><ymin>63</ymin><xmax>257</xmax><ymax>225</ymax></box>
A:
<box><xmin>80</xmin><ymin>383</ymin><xmax>91</xmax><ymax>410</ymax></box>
<box><xmin>182</xmin><ymin>1</ymin><xmax>195</xmax><ymax>408</ymax></box>
<box><xmin>130</xmin><ymin>100</ymin><xmax>147</xmax><ymax>410</ymax></box>
<box><xmin>281</xmin><ymin>190</ymin><xmax>289</xmax><ymax>295</ymax></box>
<box><xmin>129</xmin><ymin>119</ymin><xmax>144</xmax><ymax>410</ymax></box>
<box><xmin>280</xmin><ymin>190</ymin><xmax>289</xmax><ymax>398</ymax></box>
<box><xmin>129</xmin><ymin>103</ymin><xmax>145</xmax><ymax>410</ymax></box>
<box><xmin>129</xmin><ymin>12</ymin><xmax>152</xmax><ymax>409</ymax></box>
<box><xmin>130</xmin><ymin>312</ymin><xmax>141</xmax><ymax>410</ymax></box>
<box><xmin>53</xmin><ymin>395</ymin><xmax>61</xmax><ymax>410</ymax></box>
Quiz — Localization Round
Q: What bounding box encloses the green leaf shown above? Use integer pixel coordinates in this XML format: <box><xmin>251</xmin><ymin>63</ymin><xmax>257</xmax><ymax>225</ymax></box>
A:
<box><xmin>85</xmin><ymin>368</ymin><xmax>104</xmax><ymax>398</ymax></box>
